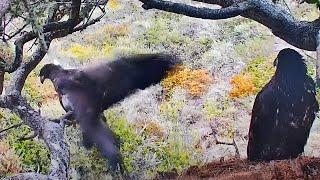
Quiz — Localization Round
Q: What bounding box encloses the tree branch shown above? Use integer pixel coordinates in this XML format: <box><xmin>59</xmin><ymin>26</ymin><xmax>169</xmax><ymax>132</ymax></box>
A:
<box><xmin>0</xmin><ymin>122</ymin><xmax>22</xmax><ymax>134</ymax></box>
<box><xmin>141</xmin><ymin>0</ymin><xmax>251</xmax><ymax>19</ymax></box>
<box><xmin>0</xmin><ymin>0</ymin><xmax>109</xmax><ymax>178</ymax></box>
<box><xmin>3</xmin><ymin>92</ymin><xmax>70</xmax><ymax>179</ymax></box>
<box><xmin>139</xmin><ymin>0</ymin><xmax>320</xmax><ymax>51</ymax></box>
<box><xmin>316</xmin><ymin>30</ymin><xmax>320</xmax><ymax>86</ymax></box>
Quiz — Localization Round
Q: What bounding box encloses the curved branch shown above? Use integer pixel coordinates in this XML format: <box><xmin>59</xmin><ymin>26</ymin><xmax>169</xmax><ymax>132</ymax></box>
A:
<box><xmin>1</xmin><ymin>0</ymin><xmax>108</xmax><ymax>178</ymax></box>
<box><xmin>0</xmin><ymin>122</ymin><xmax>22</xmax><ymax>133</ymax></box>
<box><xmin>139</xmin><ymin>0</ymin><xmax>320</xmax><ymax>51</ymax></box>
<box><xmin>3</xmin><ymin>93</ymin><xmax>70</xmax><ymax>179</ymax></box>
<box><xmin>141</xmin><ymin>0</ymin><xmax>251</xmax><ymax>20</ymax></box>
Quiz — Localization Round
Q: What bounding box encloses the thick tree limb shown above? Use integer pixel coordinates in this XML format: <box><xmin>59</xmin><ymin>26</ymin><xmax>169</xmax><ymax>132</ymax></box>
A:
<box><xmin>316</xmin><ymin>30</ymin><xmax>320</xmax><ymax>85</ymax></box>
<box><xmin>0</xmin><ymin>0</ymin><xmax>108</xmax><ymax>179</ymax></box>
<box><xmin>1</xmin><ymin>92</ymin><xmax>70</xmax><ymax>179</ymax></box>
<box><xmin>141</xmin><ymin>0</ymin><xmax>251</xmax><ymax>19</ymax></box>
<box><xmin>139</xmin><ymin>0</ymin><xmax>320</xmax><ymax>51</ymax></box>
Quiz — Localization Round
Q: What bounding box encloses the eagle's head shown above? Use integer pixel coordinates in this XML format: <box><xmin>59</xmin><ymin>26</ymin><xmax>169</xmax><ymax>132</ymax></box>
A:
<box><xmin>39</xmin><ymin>64</ymin><xmax>62</xmax><ymax>83</ymax></box>
<box><xmin>274</xmin><ymin>48</ymin><xmax>306</xmax><ymax>75</ymax></box>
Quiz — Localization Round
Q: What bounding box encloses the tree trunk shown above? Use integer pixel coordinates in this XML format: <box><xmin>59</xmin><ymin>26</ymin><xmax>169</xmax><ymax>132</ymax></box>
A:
<box><xmin>316</xmin><ymin>30</ymin><xmax>320</xmax><ymax>86</ymax></box>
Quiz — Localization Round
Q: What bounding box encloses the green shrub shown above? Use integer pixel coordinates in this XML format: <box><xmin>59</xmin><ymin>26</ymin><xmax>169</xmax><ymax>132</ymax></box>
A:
<box><xmin>2</xmin><ymin>113</ymin><xmax>50</xmax><ymax>173</ymax></box>
<box><xmin>242</xmin><ymin>56</ymin><xmax>275</xmax><ymax>91</ymax></box>
<box><xmin>105</xmin><ymin>108</ymin><xmax>196</xmax><ymax>177</ymax></box>
<box><xmin>203</xmin><ymin>99</ymin><xmax>230</xmax><ymax>119</ymax></box>
<box><xmin>105</xmin><ymin>109</ymin><xmax>142</xmax><ymax>173</ymax></box>
<box><xmin>141</xmin><ymin>18</ymin><xmax>190</xmax><ymax>47</ymax></box>
<box><xmin>235</xmin><ymin>37</ymin><xmax>275</xmax><ymax>59</ymax></box>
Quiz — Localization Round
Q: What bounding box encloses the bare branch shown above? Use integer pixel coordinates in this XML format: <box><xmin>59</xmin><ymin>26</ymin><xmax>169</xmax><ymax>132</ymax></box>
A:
<box><xmin>0</xmin><ymin>122</ymin><xmax>23</xmax><ymax>134</ymax></box>
<box><xmin>7</xmin><ymin>41</ymin><xmax>48</xmax><ymax>93</ymax></box>
<box><xmin>139</xmin><ymin>0</ymin><xmax>320</xmax><ymax>51</ymax></box>
<box><xmin>141</xmin><ymin>0</ymin><xmax>251</xmax><ymax>19</ymax></box>
<box><xmin>6</xmin><ymin>23</ymin><xmax>28</xmax><ymax>40</ymax></box>
<box><xmin>209</xmin><ymin>123</ymin><xmax>240</xmax><ymax>159</ymax></box>
<box><xmin>72</xmin><ymin>11</ymin><xmax>106</xmax><ymax>32</ymax></box>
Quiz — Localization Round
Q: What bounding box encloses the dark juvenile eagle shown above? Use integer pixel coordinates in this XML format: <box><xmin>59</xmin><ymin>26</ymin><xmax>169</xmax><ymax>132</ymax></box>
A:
<box><xmin>39</xmin><ymin>54</ymin><xmax>179</xmax><ymax>172</ymax></box>
<box><xmin>247</xmin><ymin>48</ymin><xmax>319</xmax><ymax>161</ymax></box>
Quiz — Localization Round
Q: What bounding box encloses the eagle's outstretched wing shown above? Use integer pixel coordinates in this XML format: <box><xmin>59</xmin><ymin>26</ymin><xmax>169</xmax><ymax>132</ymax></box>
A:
<box><xmin>81</xmin><ymin>54</ymin><xmax>180</xmax><ymax>109</ymax></box>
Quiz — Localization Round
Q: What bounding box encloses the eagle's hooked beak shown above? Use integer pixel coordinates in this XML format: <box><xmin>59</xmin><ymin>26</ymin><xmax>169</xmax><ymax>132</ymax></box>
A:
<box><xmin>273</xmin><ymin>57</ymin><xmax>278</xmax><ymax>67</ymax></box>
<box><xmin>40</xmin><ymin>75</ymin><xmax>45</xmax><ymax>84</ymax></box>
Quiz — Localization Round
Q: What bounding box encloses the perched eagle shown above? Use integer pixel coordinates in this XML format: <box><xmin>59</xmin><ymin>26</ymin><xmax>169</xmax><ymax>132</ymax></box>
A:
<box><xmin>247</xmin><ymin>48</ymin><xmax>319</xmax><ymax>161</ymax></box>
<box><xmin>39</xmin><ymin>54</ymin><xmax>179</xmax><ymax>172</ymax></box>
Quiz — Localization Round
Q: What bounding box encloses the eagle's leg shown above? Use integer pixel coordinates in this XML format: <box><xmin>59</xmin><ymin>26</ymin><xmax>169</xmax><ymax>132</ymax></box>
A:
<box><xmin>50</xmin><ymin>111</ymin><xmax>75</xmax><ymax>126</ymax></box>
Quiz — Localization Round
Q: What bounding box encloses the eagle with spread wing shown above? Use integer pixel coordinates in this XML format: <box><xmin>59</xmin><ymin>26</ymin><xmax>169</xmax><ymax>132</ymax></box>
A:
<box><xmin>39</xmin><ymin>54</ymin><xmax>179</xmax><ymax>172</ymax></box>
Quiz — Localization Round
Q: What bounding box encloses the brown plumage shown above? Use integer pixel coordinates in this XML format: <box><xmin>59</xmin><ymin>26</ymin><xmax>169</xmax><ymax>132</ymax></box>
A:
<box><xmin>247</xmin><ymin>48</ymin><xmax>319</xmax><ymax>161</ymax></box>
<box><xmin>39</xmin><ymin>54</ymin><xmax>180</xmax><ymax>173</ymax></box>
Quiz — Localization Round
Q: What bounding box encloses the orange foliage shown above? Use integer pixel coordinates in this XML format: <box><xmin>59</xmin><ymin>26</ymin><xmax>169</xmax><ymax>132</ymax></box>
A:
<box><xmin>161</xmin><ymin>66</ymin><xmax>213</xmax><ymax>97</ymax></box>
<box><xmin>103</xmin><ymin>24</ymin><xmax>129</xmax><ymax>38</ymax></box>
<box><xmin>134</xmin><ymin>121</ymin><xmax>165</xmax><ymax>138</ymax></box>
<box><xmin>0</xmin><ymin>141</ymin><xmax>22</xmax><ymax>175</ymax></box>
<box><xmin>229</xmin><ymin>74</ymin><xmax>256</xmax><ymax>99</ymax></box>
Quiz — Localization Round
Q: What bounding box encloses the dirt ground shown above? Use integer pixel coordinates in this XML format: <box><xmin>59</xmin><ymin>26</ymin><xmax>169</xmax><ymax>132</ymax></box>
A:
<box><xmin>155</xmin><ymin>157</ymin><xmax>320</xmax><ymax>179</ymax></box>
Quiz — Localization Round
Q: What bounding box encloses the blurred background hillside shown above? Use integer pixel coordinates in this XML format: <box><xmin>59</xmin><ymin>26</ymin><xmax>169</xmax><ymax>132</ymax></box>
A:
<box><xmin>1</xmin><ymin>0</ymin><xmax>320</xmax><ymax>179</ymax></box>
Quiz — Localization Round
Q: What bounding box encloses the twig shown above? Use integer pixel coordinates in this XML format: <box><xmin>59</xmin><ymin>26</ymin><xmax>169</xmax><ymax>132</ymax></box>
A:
<box><xmin>209</xmin><ymin>123</ymin><xmax>240</xmax><ymax>159</ymax></box>
<box><xmin>301</xmin><ymin>50</ymin><xmax>316</xmax><ymax>61</ymax></box>
<box><xmin>282</xmin><ymin>0</ymin><xmax>294</xmax><ymax>19</ymax></box>
<box><xmin>0</xmin><ymin>122</ymin><xmax>23</xmax><ymax>133</ymax></box>
<box><xmin>232</xmin><ymin>138</ymin><xmax>240</xmax><ymax>159</ymax></box>
<box><xmin>27</xmin><ymin>37</ymin><xmax>39</xmax><ymax>52</ymax></box>
<box><xmin>6</xmin><ymin>23</ymin><xmax>28</xmax><ymax>40</ymax></box>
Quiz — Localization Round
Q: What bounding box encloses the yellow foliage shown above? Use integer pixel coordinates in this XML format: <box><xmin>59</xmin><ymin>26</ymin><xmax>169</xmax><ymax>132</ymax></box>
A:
<box><xmin>161</xmin><ymin>66</ymin><xmax>213</xmax><ymax>97</ymax></box>
<box><xmin>107</xmin><ymin>0</ymin><xmax>120</xmax><ymax>10</ymax></box>
<box><xmin>0</xmin><ymin>141</ymin><xmax>22</xmax><ymax>175</ymax></box>
<box><xmin>229</xmin><ymin>74</ymin><xmax>256</xmax><ymax>99</ymax></box>
<box><xmin>65</xmin><ymin>44</ymin><xmax>99</xmax><ymax>61</ymax></box>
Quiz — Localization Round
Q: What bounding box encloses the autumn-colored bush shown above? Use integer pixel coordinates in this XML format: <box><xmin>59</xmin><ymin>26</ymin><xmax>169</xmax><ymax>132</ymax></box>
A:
<box><xmin>0</xmin><ymin>141</ymin><xmax>22</xmax><ymax>176</ymax></box>
<box><xmin>161</xmin><ymin>66</ymin><xmax>213</xmax><ymax>97</ymax></box>
<box><xmin>134</xmin><ymin>121</ymin><xmax>165</xmax><ymax>139</ymax></box>
<box><xmin>229</xmin><ymin>74</ymin><xmax>256</xmax><ymax>99</ymax></box>
<box><xmin>102</xmin><ymin>24</ymin><xmax>129</xmax><ymax>39</ymax></box>
<box><xmin>107</xmin><ymin>0</ymin><xmax>120</xmax><ymax>10</ymax></box>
